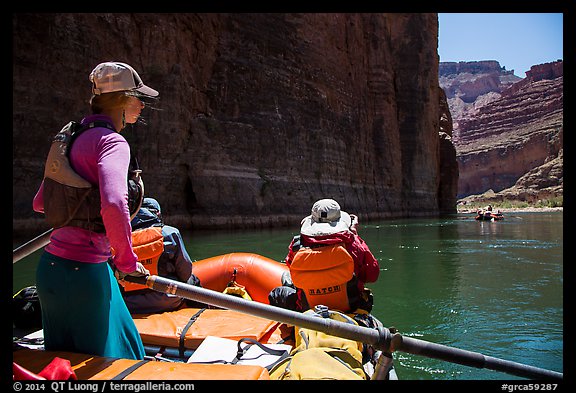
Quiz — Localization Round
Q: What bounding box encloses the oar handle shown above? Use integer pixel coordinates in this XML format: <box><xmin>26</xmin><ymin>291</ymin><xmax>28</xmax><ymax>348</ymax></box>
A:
<box><xmin>13</xmin><ymin>228</ymin><xmax>53</xmax><ymax>264</ymax></box>
<box><xmin>124</xmin><ymin>275</ymin><xmax>563</xmax><ymax>380</ymax></box>
<box><xmin>123</xmin><ymin>274</ymin><xmax>148</xmax><ymax>285</ymax></box>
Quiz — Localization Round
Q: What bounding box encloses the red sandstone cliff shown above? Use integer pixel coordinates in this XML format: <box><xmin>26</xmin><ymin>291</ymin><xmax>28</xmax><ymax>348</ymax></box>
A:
<box><xmin>439</xmin><ymin>60</ymin><xmax>522</xmax><ymax>142</ymax></box>
<box><xmin>13</xmin><ymin>13</ymin><xmax>456</xmax><ymax>233</ymax></box>
<box><xmin>455</xmin><ymin>61</ymin><xmax>563</xmax><ymax>199</ymax></box>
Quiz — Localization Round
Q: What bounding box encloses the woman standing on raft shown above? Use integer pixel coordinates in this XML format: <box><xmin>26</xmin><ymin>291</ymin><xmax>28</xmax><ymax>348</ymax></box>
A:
<box><xmin>32</xmin><ymin>62</ymin><xmax>159</xmax><ymax>359</ymax></box>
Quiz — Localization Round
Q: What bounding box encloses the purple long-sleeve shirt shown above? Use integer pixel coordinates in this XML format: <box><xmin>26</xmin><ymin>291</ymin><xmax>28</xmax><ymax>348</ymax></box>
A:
<box><xmin>33</xmin><ymin>114</ymin><xmax>138</xmax><ymax>273</ymax></box>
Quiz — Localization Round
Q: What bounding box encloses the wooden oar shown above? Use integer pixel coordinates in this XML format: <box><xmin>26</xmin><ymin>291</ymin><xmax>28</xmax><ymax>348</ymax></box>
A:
<box><xmin>13</xmin><ymin>228</ymin><xmax>52</xmax><ymax>264</ymax></box>
<box><xmin>125</xmin><ymin>274</ymin><xmax>563</xmax><ymax>380</ymax></box>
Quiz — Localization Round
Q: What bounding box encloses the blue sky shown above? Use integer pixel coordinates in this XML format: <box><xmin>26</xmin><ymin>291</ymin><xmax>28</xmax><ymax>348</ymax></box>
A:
<box><xmin>438</xmin><ymin>13</ymin><xmax>563</xmax><ymax>78</ymax></box>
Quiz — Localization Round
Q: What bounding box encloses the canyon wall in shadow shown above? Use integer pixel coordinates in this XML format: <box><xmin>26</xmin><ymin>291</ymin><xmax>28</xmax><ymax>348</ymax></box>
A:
<box><xmin>13</xmin><ymin>13</ymin><xmax>457</xmax><ymax>234</ymax></box>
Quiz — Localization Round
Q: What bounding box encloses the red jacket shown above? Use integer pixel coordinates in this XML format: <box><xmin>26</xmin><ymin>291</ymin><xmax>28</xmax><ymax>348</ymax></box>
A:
<box><xmin>284</xmin><ymin>231</ymin><xmax>380</xmax><ymax>290</ymax></box>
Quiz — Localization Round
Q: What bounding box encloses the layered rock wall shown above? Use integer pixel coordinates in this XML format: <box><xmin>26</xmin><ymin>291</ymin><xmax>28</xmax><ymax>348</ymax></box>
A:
<box><xmin>439</xmin><ymin>61</ymin><xmax>522</xmax><ymax>140</ymax></box>
<box><xmin>13</xmin><ymin>13</ymin><xmax>456</xmax><ymax>234</ymax></box>
<box><xmin>455</xmin><ymin>62</ymin><xmax>563</xmax><ymax>198</ymax></box>
<box><xmin>438</xmin><ymin>87</ymin><xmax>458</xmax><ymax>213</ymax></box>
<box><xmin>502</xmin><ymin>60</ymin><xmax>563</xmax><ymax>97</ymax></box>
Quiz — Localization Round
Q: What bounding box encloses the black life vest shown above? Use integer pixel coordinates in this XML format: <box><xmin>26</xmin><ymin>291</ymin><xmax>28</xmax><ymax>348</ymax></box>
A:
<box><xmin>42</xmin><ymin>121</ymin><xmax>143</xmax><ymax>233</ymax></box>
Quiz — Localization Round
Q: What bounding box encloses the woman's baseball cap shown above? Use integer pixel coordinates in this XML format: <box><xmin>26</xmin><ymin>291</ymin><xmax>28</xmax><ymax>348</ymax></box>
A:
<box><xmin>300</xmin><ymin>199</ymin><xmax>352</xmax><ymax>236</ymax></box>
<box><xmin>89</xmin><ymin>62</ymin><xmax>159</xmax><ymax>97</ymax></box>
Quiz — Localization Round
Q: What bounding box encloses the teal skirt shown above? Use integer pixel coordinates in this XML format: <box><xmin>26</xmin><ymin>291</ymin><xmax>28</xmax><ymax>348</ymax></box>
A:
<box><xmin>36</xmin><ymin>251</ymin><xmax>145</xmax><ymax>360</ymax></box>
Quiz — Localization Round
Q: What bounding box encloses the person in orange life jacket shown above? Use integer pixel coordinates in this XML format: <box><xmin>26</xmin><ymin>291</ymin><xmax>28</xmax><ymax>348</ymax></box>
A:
<box><xmin>122</xmin><ymin>197</ymin><xmax>202</xmax><ymax>314</ymax></box>
<box><xmin>268</xmin><ymin>198</ymin><xmax>380</xmax><ymax>313</ymax></box>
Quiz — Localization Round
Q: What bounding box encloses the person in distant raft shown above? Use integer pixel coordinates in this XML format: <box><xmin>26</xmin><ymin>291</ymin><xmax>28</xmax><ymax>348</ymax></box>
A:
<box><xmin>122</xmin><ymin>197</ymin><xmax>202</xmax><ymax>314</ymax></box>
<box><xmin>269</xmin><ymin>198</ymin><xmax>380</xmax><ymax>313</ymax></box>
<box><xmin>32</xmin><ymin>62</ymin><xmax>159</xmax><ymax>360</ymax></box>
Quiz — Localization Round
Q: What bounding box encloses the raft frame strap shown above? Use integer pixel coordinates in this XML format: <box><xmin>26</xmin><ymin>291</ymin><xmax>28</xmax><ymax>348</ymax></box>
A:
<box><xmin>231</xmin><ymin>337</ymin><xmax>291</xmax><ymax>370</ymax></box>
<box><xmin>179</xmin><ymin>308</ymin><xmax>207</xmax><ymax>358</ymax></box>
<box><xmin>111</xmin><ymin>359</ymin><xmax>149</xmax><ymax>380</ymax></box>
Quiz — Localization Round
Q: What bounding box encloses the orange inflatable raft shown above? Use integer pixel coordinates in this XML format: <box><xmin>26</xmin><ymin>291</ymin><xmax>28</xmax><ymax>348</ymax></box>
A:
<box><xmin>191</xmin><ymin>252</ymin><xmax>289</xmax><ymax>304</ymax></box>
<box><xmin>13</xmin><ymin>348</ymin><xmax>270</xmax><ymax>380</ymax></box>
<box><xmin>133</xmin><ymin>307</ymin><xmax>286</xmax><ymax>351</ymax></box>
<box><xmin>132</xmin><ymin>253</ymin><xmax>293</xmax><ymax>359</ymax></box>
<box><xmin>13</xmin><ymin>253</ymin><xmax>292</xmax><ymax>380</ymax></box>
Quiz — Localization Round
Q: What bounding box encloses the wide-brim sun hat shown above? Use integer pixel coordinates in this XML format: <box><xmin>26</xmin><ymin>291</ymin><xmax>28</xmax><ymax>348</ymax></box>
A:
<box><xmin>300</xmin><ymin>198</ymin><xmax>352</xmax><ymax>236</ymax></box>
<box><xmin>89</xmin><ymin>61</ymin><xmax>159</xmax><ymax>97</ymax></box>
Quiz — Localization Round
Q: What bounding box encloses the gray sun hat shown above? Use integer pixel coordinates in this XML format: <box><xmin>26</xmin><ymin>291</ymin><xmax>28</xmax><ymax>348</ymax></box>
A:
<box><xmin>89</xmin><ymin>62</ymin><xmax>159</xmax><ymax>97</ymax></box>
<box><xmin>300</xmin><ymin>199</ymin><xmax>352</xmax><ymax>236</ymax></box>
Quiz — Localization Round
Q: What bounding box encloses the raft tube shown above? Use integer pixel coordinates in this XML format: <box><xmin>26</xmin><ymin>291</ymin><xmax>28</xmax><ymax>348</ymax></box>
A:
<box><xmin>13</xmin><ymin>348</ymin><xmax>270</xmax><ymax>380</ymax></box>
<box><xmin>192</xmin><ymin>253</ymin><xmax>289</xmax><ymax>304</ymax></box>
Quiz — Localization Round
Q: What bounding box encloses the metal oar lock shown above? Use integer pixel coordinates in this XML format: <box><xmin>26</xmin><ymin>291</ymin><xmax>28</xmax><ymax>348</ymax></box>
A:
<box><xmin>125</xmin><ymin>274</ymin><xmax>563</xmax><ymax>381</ymax></box>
